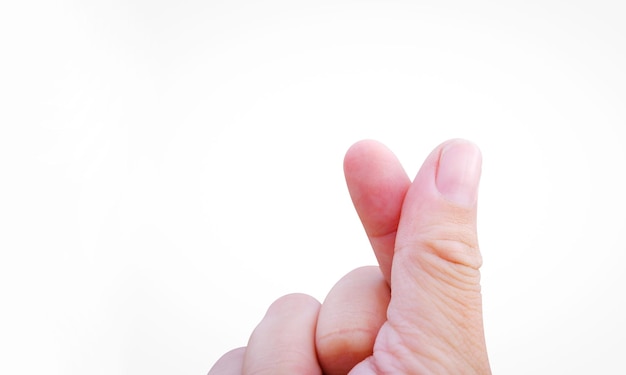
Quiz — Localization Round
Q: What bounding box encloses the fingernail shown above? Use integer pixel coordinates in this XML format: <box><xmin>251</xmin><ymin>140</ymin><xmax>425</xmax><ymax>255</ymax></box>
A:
<box><xmin>436</xmin><ymin>140</ymin><xmax>482</xmax><ymax>206</ymax></box>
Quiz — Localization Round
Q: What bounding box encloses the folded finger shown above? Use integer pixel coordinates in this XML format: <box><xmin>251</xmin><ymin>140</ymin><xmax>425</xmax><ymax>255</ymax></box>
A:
<box><xmin>208</xmin><ymin>347</ymin><xmax>246</xmax><ymax>375</ymax></box>
<box><xmin>243</xmin><ymin>293</ymin><xmax>322</xmax><ymax>375</ymax></box>
<box><xmin>316</xmin><ymin>266</ymin><xmax>390</xmax><ymax>375</ymax></box>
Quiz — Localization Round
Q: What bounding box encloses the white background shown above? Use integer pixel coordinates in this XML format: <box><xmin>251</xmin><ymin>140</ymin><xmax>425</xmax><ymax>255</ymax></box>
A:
<box><xmin>1</xmin><ymin>1</ymin><xmax>625</xmax><ymax>374</ymax></box>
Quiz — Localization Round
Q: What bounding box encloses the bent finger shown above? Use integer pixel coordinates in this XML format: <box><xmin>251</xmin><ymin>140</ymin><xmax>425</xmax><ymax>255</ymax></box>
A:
<box><xmin>243</xmin><ymin>293</ymin><xmax>322</xmax><ymax>375</ymax></box>
<box><xmin>316</xmin><ymin>266</ymin><xmax>390</xmax><ymax>375</ymax></box>
<box><xmin>208</xmin><ymin>347</ymin><xmax>246</xmax><ymax>375</ymax></box>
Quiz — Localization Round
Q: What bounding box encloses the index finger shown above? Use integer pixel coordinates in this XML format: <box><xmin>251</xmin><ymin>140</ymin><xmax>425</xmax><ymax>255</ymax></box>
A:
<box><xmin>343</xmin><ymin>140</ymin><xmax>411</xmax><ymax>283</ymax></box>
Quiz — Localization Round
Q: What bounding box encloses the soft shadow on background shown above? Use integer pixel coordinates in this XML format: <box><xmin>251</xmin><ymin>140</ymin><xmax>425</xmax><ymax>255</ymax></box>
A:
<box><xmin>1</xmin><ymin>1</ymin><xmax>625</xmax><ymax>374</ymax></box>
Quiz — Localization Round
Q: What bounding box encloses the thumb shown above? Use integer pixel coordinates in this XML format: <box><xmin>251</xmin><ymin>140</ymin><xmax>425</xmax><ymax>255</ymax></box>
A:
<box><xmin>381</xmin><ymin>139</ymin><xmax>490</xmax><ymax>373</ymax></box>
<box><xmin>396</xmin><ymin>138</ymin><xmax>483</xmax><ymax>269</ymax></box>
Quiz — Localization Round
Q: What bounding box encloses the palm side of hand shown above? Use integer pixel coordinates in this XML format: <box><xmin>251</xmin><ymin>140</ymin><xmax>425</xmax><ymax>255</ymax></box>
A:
<box><xmin>209</xmin><ymin>139</ymin><xmax>491</xmax><ymax>375</ymax></box>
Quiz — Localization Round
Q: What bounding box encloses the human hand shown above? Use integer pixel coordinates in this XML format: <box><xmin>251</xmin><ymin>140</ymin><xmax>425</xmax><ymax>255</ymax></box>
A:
<box><xmin>209</xmin><ymin>139</ymin><xmax>491</xmax><ymax>374</ymax></box>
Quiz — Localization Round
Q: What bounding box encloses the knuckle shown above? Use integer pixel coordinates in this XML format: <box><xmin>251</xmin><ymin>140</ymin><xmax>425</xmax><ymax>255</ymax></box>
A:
<box><xmin>424</xmin><ymin>236</ymin><xmax>483</xmax><ymax>270</ymax></box>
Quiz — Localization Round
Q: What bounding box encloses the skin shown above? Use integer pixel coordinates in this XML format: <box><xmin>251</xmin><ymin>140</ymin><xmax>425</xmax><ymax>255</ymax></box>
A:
<box><xmin>209</xmin><ymin>139</ymin><xmax>491</xmax><ymax>374</ymax></box>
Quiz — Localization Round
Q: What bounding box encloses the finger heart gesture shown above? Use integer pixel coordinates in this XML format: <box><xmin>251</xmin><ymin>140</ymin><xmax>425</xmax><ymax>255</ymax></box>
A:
<box><xmin>210</xmin><ymin>139</ymin><xmax>491</xmax><ymax>375</ymax></box>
